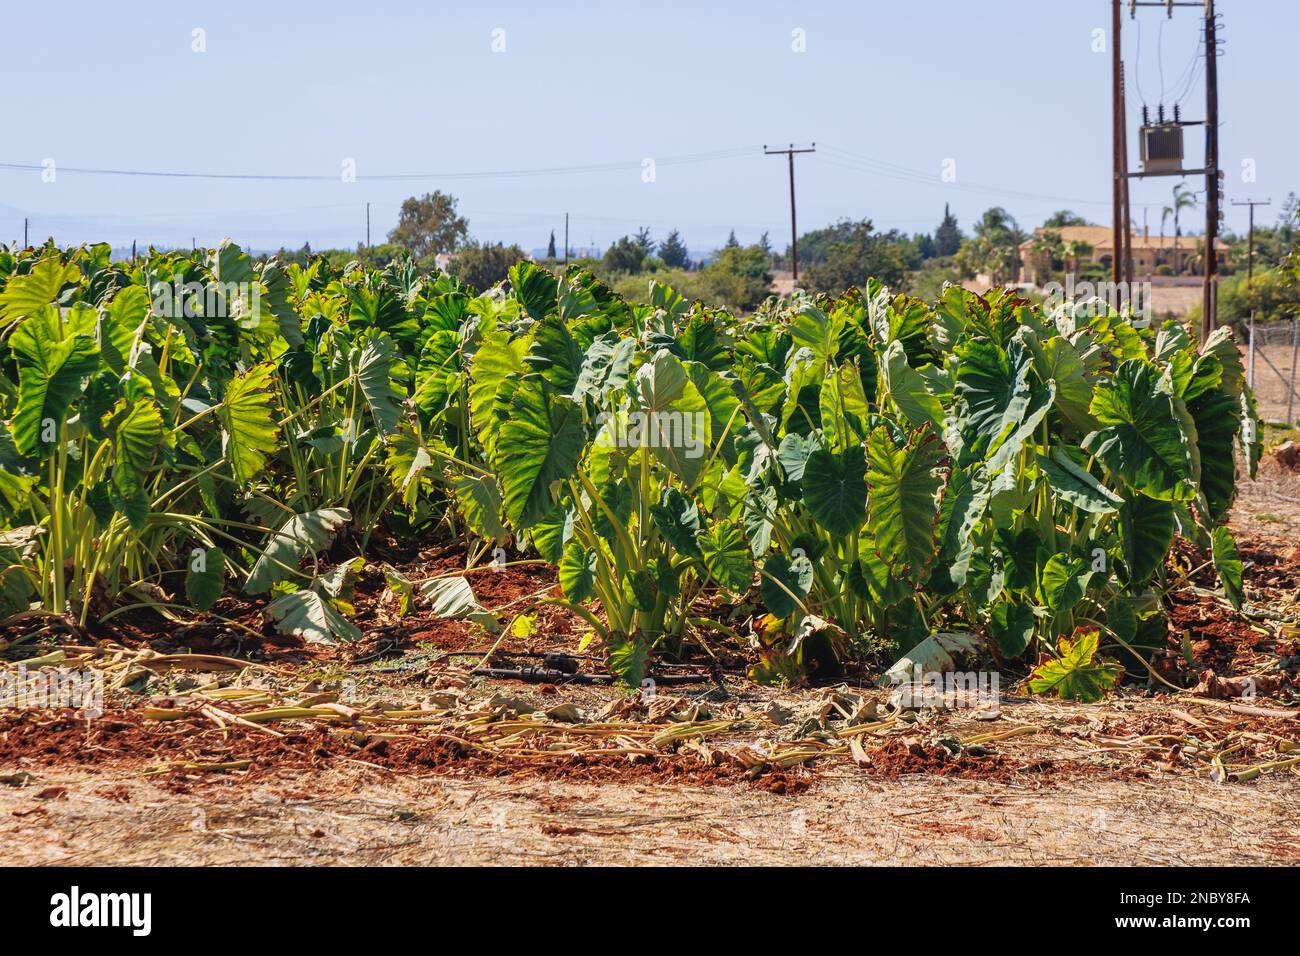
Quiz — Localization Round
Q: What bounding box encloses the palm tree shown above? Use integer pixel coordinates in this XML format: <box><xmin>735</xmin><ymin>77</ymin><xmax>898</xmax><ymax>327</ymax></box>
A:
<box><xmin>1028</xmin><ymin>230</ymin><xmax>1062</xmax><ymax>283</ymax></box>
<box><xmin>1061</xmin><ymin>238</ymin><xmax>1093</xmax><ymax>274</ymax></box>
<box><xmin>1168</xmin><ymin>182</ymin><xmax>1197</xmax><ymax>274</ymax></box>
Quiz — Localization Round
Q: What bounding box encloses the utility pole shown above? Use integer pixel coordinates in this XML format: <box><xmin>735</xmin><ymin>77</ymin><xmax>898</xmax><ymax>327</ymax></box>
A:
<box><xmin>1202</xmin><ymin>0</ymin><xmax>1220</xmax><ymax>342</ymax></box>
<box><xmin>1123</xmin><ymin>1</ymin><xmax>1222</xmax><ymax>339</ymax></box>
<box><xmin>1120</xmin><ymin>61</ymin><xmax>1133</xmax><ymax>289</ymax></box>
<box><xmin>1232</xmin><ymin>198</ymin><xmax>1271</xmax><ymax>388</ymax></box>
<box><xmin>564</xmin><ymin>213</ymin><xmax>570</xmax><ymax>271</ymax></box>
<box><xmin>1111</xmin><ymin>0</ymin><xmax>1123</xmax><ymax>286</ymax></box>
<box><xmin>764</xmin><ymin>143</ymin><xmax>815</xmax><ymax>287</ymax></box>
<box><xmin>366</xmin><ymin>202</ymin><xmax>371</xmax><ymax>248</ymax></box>
<box><xmin>23</xmin><ymin>217</ymin><xmax>28</xmax><ymax>248</ymax></box>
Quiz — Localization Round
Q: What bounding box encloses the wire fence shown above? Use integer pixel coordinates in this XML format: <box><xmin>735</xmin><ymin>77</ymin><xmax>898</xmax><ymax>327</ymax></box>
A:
<box><xmin>1246</xmin><ymin>318</ymin><xmax>1300</xmax><ymax>425</ymax></box>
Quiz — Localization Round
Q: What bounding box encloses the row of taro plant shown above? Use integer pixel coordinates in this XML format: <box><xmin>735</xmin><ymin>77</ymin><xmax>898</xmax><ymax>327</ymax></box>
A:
<box><xmin>0</xmin><ymin>242</ymin><xmax>1259</xmax><ymax>697</ymax></box>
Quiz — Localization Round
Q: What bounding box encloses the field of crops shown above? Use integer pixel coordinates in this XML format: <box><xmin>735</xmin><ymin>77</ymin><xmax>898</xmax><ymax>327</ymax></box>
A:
<box><xmin>0</xmin><ymin>240</ymin><xmax>1264</xmax><ymax>699</ymax></box>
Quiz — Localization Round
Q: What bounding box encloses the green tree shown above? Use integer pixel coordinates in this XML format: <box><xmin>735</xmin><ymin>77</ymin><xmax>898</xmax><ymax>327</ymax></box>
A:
<box><xmin>633</xmin><ymin>226</ymin><xmax>655</xmax><ymax>259</ymax></box>
<box><xmin>387</xmin><ymin>191</ymin><xmax>469</xmax><ymax>258</ymax></box>
<box><xmin>700</xmin><ymin>245</ymin><xmax>772</xmax><ymax>310</ymax></box>
<box><xmin>1043</xmin><ymin>210</ymin><xmax>1090</xmax><ymax>228</ymax></box>
<box><xmin>546</xmin><ymin>230</ymin><xmax>557</xmax><ymax>260</ymax></box>
<box><xmin>803</xmin><ymin>220</ymin><xmax>911</xmax><ymax>295</ymax></box>
<box><xmin>725</xmin><ymin>229</ymin><xmax>739</xmax><ymax>249</ymax></box>
<box><xmin>973</xmin><ymin>207</ymin><xmax>1024</xmax><ymax>245</ymax></box>
<box><xmin>449</xmin><ymin>241</ymin><xmax>527</xmax><ymax>291</ymax></box>
<box><xmin>933</xmin><ymin>203</ymin><xmax>963</xmax><ymax>257</ymax></box>
<box><xmin>603</xmin><ymin>236</ymin><xmax>647</xmax><ymax>274</ymax></box>
<box><xmin>659</xmin><ymin>229</ymin><xmax>689</xmax><ymax>269</ymax></box>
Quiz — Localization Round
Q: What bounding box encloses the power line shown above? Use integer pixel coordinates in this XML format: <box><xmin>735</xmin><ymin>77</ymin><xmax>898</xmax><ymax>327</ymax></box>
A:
<box><xmin>0</xmin><ymin>146</ymin><xmax>761</xmax><ymax>183</ymax></box>
<box><xmin>820</xmin><ymin>144</ymin><xmax>1163</xmax><ymax>209</ymax></box>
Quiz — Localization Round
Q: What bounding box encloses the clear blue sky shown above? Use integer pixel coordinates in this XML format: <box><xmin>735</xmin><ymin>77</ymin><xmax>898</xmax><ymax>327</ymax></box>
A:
<box><xmin>1</xmin><ymin>0</ymin><xmax>1295</xmax><ymax>252</ymax></box>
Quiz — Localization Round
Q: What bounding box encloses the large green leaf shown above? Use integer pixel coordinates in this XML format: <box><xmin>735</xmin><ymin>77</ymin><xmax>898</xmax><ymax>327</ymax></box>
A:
<box><xmin>1119</xmin><ymin>493</ymin><xmax>1174</xmax><ymax>585</ymax></box>
<box><xmin>245</xmin><ymin>508</ymin><xmax>351</xmax><ymax>594</ymax></box>
<box><xmin>787</xmin><ymin>303</ymin><xmax>844</xmax><ymax>367</ymax></box>
<box><xmin>1027</xmin><ymin>629</ymin><xmax>1123</xmax><ymax>702</ymax></box>
<box><xmin>819</xmin><ymin>362</ymin><xmax>871</xmax><ymax>452</ymax></box>
<box><xmin>525</xmin><ymin>317</ymin><xmax>583</xmax><ymax>393</ymax></box>
<box><xmin>509</xmin><ymin>261</ymin><xmax>559</xmax><ymax>321</ymax></box>
<box><xmin>452</xmin><ymin>473</ymin><xmax>508</xmax><ymax>544</ymax></box>
<box><xmin>8</xmin><ymin>305</ymin><xmax>100</xmax><ymax>454</ymax></box>
<box><xmin>760</xmin><ymin>552</ymin><xmax>813</xmax><ymax>618</ymax></box>
<box><xmin>498</xmin><ymin>383</ymin><xmax>585</xmax><ymax>529</ymax></box>
<box><xmin>185</xmin><ymin>546</ymin><xmax>225</xmax><ymax>611</ymax></box>
<box><xmin>1188</xmin><ymin>391</ymin><xmax>1240</xmax><ymax>522</ymax></box>
<box><xmin>880</xmin><ymin>340</ymin><xmax>943</xmax><ymax>430</ymax></box>
<box><xmin>105</xmin><ymin>398</ymin><xmax>166</xmax><ymax>527</ymax></box>
<box><xmin>801</xmin><ymin>446</ymin><xmax>868</xmax><ymax>537</ymax></box>
<box><xmin>698</xmin><ymin>520</ymin><xmax>753</xmax><ymax>593</ymax></box>
<box><xmin>634</xmin><ymin>349</ymin><xmax>710</xmax><ymax>486</ymax></box>
<box><xmin>573</xmin><ymin>333</ymin><xmax>634</xmax><ymax>402</ymax></box>
<box><xmin>1211</xmin><ymin>525</ymin><xmax>1243</xmax><ymax>611</ymax></box>
<box><xmin>989</xmin><ymin>600</ymin><xmax>1035</xmax><ymax>657</ymax></box>
<box><xmin>865</xmin><ymin>426</ymin><xmax>945</xmax><ymax>582</ymax></box>
<box><xmin>258</xmin><ymin>261</ymin><xmax>305</xmax><ymax>346</ymax></box>
<box><xmin>649</xmin><ymin>487</ymin><xmax>702</xmax><ymax>558</ymax></box>
<box><xmin>558</xmin><ymin>542</ymin><xmax>597</xmax><ymax>602</ymax></box>
<box><xmin>607</xmin><ymin>634</ymin><xmax>648</xmax><ymax>689</ymax></box>
<box><xmin>1024</xmin><ymin>331</ymin><xmax>1098</xmax><ymax>434</ymax></box>
<box><xmin>356</xmin><ymin>332</ymin><xmax>404</xmax><ymax>434</ymax></box>
<box><xmin>0</xmin><ymin>258</ymin><xmax>81</xmax><ymax>330</ymax></box>
<box><xmin>1082</xmin><ymin>360</ymin><xmax>1196</xmax><ymax>501</ymax></box>
<box><xmin>469</xmin><ymin>328</ymin><xmax>527</xmax><ymax>462</ymax></box>
<box><xmin>952</xmin><ymin>333</ymin><xmax>1044</xmax><ymax>464</ymax></box>
<box><xmin>1038</xmin><ymin>553</ymin><xmax>1090</xmax><ymax>613</ymax></box>
<box><xmin>219</xmin><ymin>365</ymin><xmax>280</xmax><ymax>483</ymax></box>
<box><xmin>1039</xmin><ymin>449</ymin><xmax>1123</xmax><ymax>515</ymax></box>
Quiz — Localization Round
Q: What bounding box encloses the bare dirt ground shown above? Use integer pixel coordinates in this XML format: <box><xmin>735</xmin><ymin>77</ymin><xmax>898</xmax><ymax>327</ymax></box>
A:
<box><xmin>6</xmin><ymin>763</ymin><xmax>1296</xmax><ymax>866</ymax></box>
<box><xmin>2</xmin><ymin>449</ymin><xmax>1298</xmax><ymax>867</ymax></box>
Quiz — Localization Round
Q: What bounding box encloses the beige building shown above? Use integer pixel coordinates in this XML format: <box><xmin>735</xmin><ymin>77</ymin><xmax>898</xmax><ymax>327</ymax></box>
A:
<box><xmin>1018</xmin><ymin>225</ymin><xmax>1226</xmax><ymax>284</ymax></box>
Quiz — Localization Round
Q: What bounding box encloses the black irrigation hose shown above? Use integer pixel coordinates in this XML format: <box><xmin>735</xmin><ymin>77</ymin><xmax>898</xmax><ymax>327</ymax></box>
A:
<box><xmin>470</xmin><ymin>666</ymin><xmax>715</xmax><ymax>686</ymax></box>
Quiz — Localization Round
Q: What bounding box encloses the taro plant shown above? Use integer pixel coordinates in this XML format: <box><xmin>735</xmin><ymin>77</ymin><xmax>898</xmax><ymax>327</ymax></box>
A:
<box><xmin>0</xmin><ymin>241</ymin><xmax>1259</xmax><ymax>699</ymax></box>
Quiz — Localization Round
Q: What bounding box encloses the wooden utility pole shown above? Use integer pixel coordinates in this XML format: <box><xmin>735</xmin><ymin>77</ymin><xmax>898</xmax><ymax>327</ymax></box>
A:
<box><xmin>1119</xmin><ymin>61</ymin><xmax>1133</xmax><ymax>287</ymax></box>
<box><xmin>1202</xmin><ymin>0</ymin><xmax>1220</xmax><ymax>341</ymax></box>
<box><xmin>764</xmin><ymin>143</ymin><xmax>816</xmax><ymax>287</ymax></box>
<box><xmin>23</xmin><ymin>217</ymin><xmax>28</xmax><ymax>248</ymax></box>
<box><xmin>1111</xmin><ymin>0</ymin><xmax>1123</xmax><ymax>286</ymax></box>
<box><xmin>1232</xmin><ymin>198</ymin><xmax>1271</xmax><ymax>387</ymax></box>
<box><xmin>1123</xmin><ymin>1</ymin><xmax>1223</xmax><ymax>337</ymax></box>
